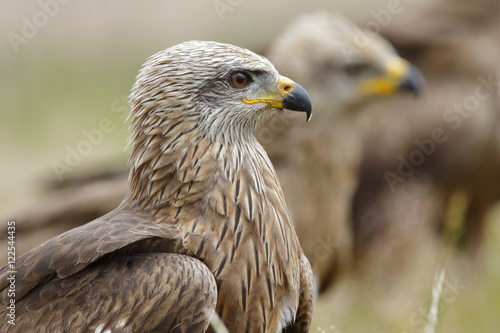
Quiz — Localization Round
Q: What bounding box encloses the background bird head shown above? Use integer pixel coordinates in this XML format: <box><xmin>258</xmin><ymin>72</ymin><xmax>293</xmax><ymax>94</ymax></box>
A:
<box><xmin>268</xmin><ymin>13</ymin><xmax>424</xmax><ymax>117</ymax></box>
<box><xmin>128</xmin><ymin>40</ymin><xmax>311</xmax><ymax>148</ymax></box>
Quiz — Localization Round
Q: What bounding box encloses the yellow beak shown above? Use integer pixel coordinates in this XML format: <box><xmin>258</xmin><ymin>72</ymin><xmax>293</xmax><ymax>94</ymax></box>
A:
<box><xmin>357</xmin><ymin>58</ymin><xmax>424</xmax><ymax>96</ymax></box>
<box><xmin>243</xmin><ymin>76</ymin><xmax>312</xmax><ymax>122</ymax></box>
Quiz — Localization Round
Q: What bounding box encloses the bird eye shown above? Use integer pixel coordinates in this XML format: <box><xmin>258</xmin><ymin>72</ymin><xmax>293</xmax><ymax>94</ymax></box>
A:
<box><xmin>230</xmin><ymin>72</ymin><xmax>250</xmax><ymax>87</ymax></box>
<box><xmin>344</xmin><ymin>64</ymin><xmax>369</xmax><ymax>77</ymax></box>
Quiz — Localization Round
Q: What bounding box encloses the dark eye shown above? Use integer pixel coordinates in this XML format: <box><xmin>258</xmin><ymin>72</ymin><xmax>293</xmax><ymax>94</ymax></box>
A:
<box><xmin>344</xmin><ymin>64</ymin><xmax>370</xmax><ymax>77</ymax></box>
<box><xmin>230</xmin><ymin>72</ymin><xmax>250</xmax><ymax>87</ymax></box>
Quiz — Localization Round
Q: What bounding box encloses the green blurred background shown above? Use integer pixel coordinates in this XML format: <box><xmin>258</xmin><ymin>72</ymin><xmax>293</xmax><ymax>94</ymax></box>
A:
<box><xmin>1</xmin><ymin>1</ymin><xmax>499</xmax><ymax>332</ymax></box>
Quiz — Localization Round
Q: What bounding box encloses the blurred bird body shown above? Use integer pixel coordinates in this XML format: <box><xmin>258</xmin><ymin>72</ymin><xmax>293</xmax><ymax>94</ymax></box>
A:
<box><xmin>355</xmin><ymin>0</ymin><xmax>500</xmax><ymax>256</ymax></box>
<box><xmin>265</xmin><ymin>13</ymin><xmax>424</xmax><ymax>291</ymax></box>
<box><xmin>0</xmin><ymin>41</ymin><xmax>313</xmax><ymax>332</ymax></box>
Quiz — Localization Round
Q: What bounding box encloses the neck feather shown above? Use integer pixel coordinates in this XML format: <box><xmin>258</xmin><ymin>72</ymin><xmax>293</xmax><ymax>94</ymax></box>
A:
<box><xmin>126</xmin><ymin>115</ymin><xmax>280</xmax><ymax>217</ymax></box>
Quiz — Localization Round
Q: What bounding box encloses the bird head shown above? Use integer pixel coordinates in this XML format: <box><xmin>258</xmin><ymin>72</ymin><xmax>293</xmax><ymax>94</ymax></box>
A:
<box><xmin>268</xmin><ymin>13</ymin><xmax>424</xmax><ymax>114</ymax></box>
<box><xmin>128</xmin><ymin>41</ymin><xmax>311</xmax><ymax>146</ymax></box>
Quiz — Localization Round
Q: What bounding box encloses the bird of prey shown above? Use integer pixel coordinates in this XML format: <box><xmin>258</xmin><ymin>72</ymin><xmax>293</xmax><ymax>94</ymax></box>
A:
<box><xmin>263</xmin><ymin>13</ymin><xmax>424</xmax><ymax>292</ymax></box>
<box><xmin>0</xmin><ymin>41</ymin><xmax>314</xmax><ymax>332</ymax></box>
<box><xmin>354</xmin><ymin>0</ymin><xmax>500</xmax><ymax>259</ymax></box>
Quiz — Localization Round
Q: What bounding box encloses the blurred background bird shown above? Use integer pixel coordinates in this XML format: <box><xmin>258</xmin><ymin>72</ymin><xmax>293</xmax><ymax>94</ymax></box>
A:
<box><xmin>346</xmin><ymin>0</ymin><xmax>500</xmax><ymax>329</ymax></box>
<box><xmin>264</xmin><ymin>12</ymin><xmax>424</xmax><ymax>293</ymax></box>
<box><xmin>2</xmin><ymin>0</ymin><xmax>500</xmax><ymax>332</ymax></box>
<box><xmin>353</xmin><ymin>0</ymin><xmax>500</xmax><ymax>280</ymax></box>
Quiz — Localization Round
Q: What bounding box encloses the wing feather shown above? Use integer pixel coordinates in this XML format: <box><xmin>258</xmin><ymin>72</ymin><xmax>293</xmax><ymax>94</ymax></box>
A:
<box><xmin>0</xmin><ymin>203</ymin><xmax>181</xmax><ymax>302</ymax></box>
<box><xmin>1</xmin><ymin>253</ymin><xmax>217</xmax><ymax>333</ymax></box>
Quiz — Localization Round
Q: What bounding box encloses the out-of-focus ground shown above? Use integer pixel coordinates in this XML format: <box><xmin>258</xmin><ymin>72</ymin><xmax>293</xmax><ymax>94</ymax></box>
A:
<box><xmin>2</xmin><ymin>1</ymin><xmax>500</xmax><ymax>332</ymax></box>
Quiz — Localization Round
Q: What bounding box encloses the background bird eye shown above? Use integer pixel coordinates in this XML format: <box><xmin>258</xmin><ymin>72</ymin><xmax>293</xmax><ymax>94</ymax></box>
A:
<box><xmin>344</xmin><ymin>64</ymin><xmax>369</xmax><ymax>77</ymax></box>
<box><xmin>231</xmin><ymin>72</ymin><xmax>249</xmax><ymax>87</ymax></box>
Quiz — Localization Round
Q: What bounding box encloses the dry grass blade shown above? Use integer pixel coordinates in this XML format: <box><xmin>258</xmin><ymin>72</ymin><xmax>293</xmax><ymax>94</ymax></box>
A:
<box><xmin>209</xmin><ymin>312</ymin><xmax>229</xmax><ymax>333</ymax></box>
<box><xmin>424</xmin><ymin>268</ymin><xmax>446</xmax><ymax>333</ymax></box>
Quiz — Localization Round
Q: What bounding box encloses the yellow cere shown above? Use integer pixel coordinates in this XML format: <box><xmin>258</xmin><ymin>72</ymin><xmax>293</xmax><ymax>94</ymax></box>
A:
<box><xmin>242</xmin><ymin>76</ymin><xmax>296</xmax><ymax>108</ymax></box>
<box><xmin>386</xmin><ymin>57</ymin><xmax>409</xmax><ymax>81</ymax></box>
<box><xmin>357</xmin><ymin>57</ymin><xmax>410</xmax><ymax>95</ymax></box>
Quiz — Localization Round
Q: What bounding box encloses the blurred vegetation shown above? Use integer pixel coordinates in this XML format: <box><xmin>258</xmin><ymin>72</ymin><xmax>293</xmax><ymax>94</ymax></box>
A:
<box><xmin>1</xmin><ymin>48</ymin><xmax>134</xmax><ymax>211</ymax></box>
<box><xmin>313</xmin><ymin>205</ymin><xmax>500</xmax><ymax>332</ymax></box>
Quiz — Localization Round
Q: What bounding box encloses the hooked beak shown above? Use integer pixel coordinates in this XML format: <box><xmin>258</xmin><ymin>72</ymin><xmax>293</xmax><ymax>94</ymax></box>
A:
<box><xmin>243</xmin><ymin>76</ymin><xmax>312</xmax><ymax>122</ymax></box>
<box><xmin>357</xmin><ymin>58</ymin><xmax>425</xmax><ymax>96</ymax></box>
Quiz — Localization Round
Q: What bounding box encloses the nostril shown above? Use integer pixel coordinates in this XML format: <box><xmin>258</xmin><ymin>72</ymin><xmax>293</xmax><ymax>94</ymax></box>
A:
<box><xmin>283</xmin><ymin>84</ymin><xmax>293</xmax><ymax>93</ymax></box>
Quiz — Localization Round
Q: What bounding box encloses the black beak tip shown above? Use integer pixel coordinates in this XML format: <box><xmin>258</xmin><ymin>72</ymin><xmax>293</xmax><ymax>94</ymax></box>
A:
<box><xmin>400</xmin><ymin>64</ymin><xmax>426</xmax><ymax>96</ymax></box>
<box><xmin>282</xmin><ymin>83</ymin><xmax>312</xmax><ymax>122</ymax></box>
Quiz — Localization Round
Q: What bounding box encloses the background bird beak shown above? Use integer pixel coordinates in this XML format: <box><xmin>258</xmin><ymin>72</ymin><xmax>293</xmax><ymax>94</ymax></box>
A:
<box><xmin>398</xmin><ymin>63</ymin><xmax>425</xmax><ymax>95</ymax></box>
<box><xmin>357</xmin><ymin>58</ymin><xmax>425</xmax><ymax>96</ymax></box>
<box><xmin>243</xmin><ymin>76</ymin><xmax>312</xmax><ymax>122</ymax></box>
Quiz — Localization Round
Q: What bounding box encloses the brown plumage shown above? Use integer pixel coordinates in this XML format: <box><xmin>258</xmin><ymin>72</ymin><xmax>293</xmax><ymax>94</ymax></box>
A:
<box><xmin>354</xmin><ymin>0</ymin><xmax>500</xmax><ymax>257</ymax></box>
<box><xmin>0</xmin><ymin>41</ymin><xmax>313</xmax><ymax>332</ymax></box>
<box><xmin>263</xmin><ymin>13</ymin><xmax>424</xmax><ymax>292</ymax></box>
